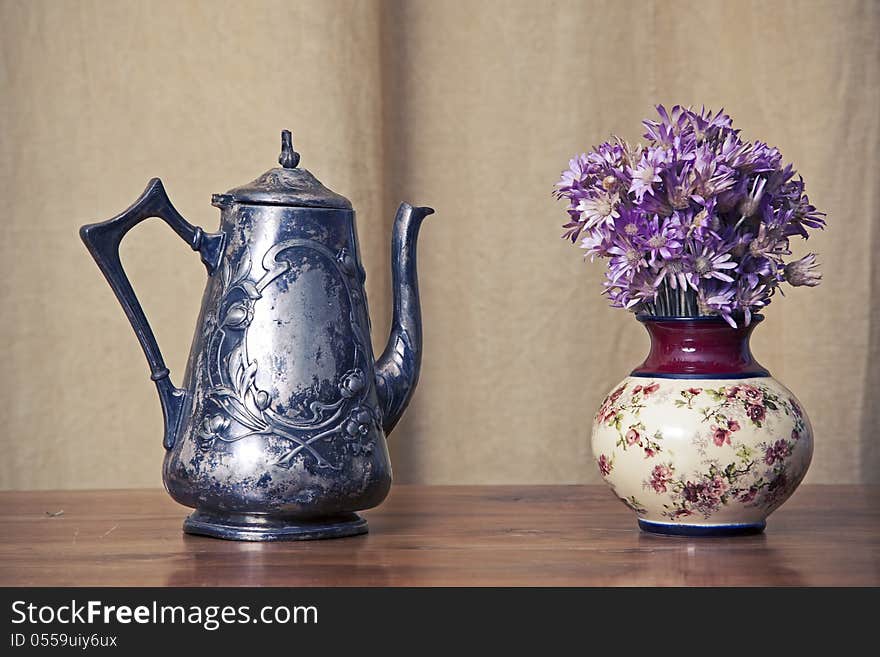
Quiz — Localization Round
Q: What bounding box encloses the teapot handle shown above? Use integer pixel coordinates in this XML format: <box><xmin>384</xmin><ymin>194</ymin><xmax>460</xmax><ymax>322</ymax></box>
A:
<box><xmin>79</xmin><ymin>178</ymin><xmax>225</xmax><ymax>450</ymax></box>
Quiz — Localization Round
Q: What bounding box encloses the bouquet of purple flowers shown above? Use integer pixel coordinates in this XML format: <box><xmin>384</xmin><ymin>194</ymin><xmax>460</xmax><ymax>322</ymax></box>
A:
<box><xmin>555</xmin><ymin>105</ymin><xmax>825</xmax><ymax>326</ymax></box>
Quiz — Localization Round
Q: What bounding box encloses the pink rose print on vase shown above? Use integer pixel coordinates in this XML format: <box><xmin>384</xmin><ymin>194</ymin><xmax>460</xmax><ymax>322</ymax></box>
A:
<box><xmin>764</xmin><ymin>439</ymin><xmax>793</xmax><ymax>466</ymax></box>
<box><xmin>679</xmin><ymin>474</ymin><xmax>729</xmax><ymax>517</ymax></box>
<box><xmin>711</xmin><ymin>424</ymin><xmax>731</xmax><ymax>446</ymax></box>
<box><xmin>616</xmin><ymin>422</ymin><xmax>663</xmax><ymax>457</ymax></box>
<box><xmin>642</xmin><ymin>382</ymin><xmax>660</xmax><ymax>397</ymax></box>
<box><xmin>625</xmin><ymin>427</ymin><xmax>641</xmax><ymax>446</ymax></box>
<box><xmin>649</xmin><ymin>464</ymin><xmax>674</xmax><ymax>493</ymax></box>
<box><xmin>741</xmin><ymin>385</ymin><xmax>763</xmax><ymax>403</ymax></box>
<box><xmin>747</xmin><ymin>403</ymin><xmax>766</xmax><ymax>425</ymax></box>
<box><xmin>738</xmin><ymin>486</ymin><xmax>759</xmax><ymax>503</ymax></box>
<box><xmin>596</xmin><ymin>383</ymin><xmax>628</xmax><ymax>425</ymax></box>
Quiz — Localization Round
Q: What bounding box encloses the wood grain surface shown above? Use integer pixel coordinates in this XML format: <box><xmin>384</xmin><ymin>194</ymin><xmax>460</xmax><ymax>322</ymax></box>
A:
<box><xmin>0</xmin><ymin>485</ymin><xmax>876</xmax><ymax>586</ymax></box>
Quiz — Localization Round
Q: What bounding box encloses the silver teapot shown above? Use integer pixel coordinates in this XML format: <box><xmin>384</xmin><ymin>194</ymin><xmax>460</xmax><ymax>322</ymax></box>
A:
<box><xmin>80</xmin><ymin>131</ymin><xmax>435</xmax><ymax>540</ymax></box>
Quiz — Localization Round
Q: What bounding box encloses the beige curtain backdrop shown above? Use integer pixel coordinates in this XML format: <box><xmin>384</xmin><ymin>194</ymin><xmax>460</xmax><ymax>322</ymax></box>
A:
<box><xmin>1</xmin><ymin>0</ymin><xmax>877</xmax><ymax>490</ymax></box>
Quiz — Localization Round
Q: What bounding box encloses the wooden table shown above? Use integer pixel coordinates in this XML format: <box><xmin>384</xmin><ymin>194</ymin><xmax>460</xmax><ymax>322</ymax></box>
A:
<box><xmin>0</xmin><ymin>485</ymin><xmax>876</xmax><ymax>586</ymax></box>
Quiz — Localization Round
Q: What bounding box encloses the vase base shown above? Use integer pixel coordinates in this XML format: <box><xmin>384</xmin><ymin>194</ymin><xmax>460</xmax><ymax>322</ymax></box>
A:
<box><xmin>183</xmin><ymin>509</ymin><xmax>368</xmax><ymax>541</ymax></box>
<box><xmin>638</xmin><ymin>518</ymin><xmax>766</xmax><ymax>537</ymax></box>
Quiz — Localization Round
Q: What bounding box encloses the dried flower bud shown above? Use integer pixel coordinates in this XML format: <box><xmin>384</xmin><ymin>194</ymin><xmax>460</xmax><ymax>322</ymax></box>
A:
<box><xmin>784</xmin><ymin>254</ymin><xmax>822</xmax><ymax>287</ymax></box>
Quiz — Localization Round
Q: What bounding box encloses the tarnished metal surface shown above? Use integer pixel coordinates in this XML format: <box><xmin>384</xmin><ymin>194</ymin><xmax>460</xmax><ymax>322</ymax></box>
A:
<box><xmin>80</xmin><ymin>132</ymin><xmax>435</xmax><ymax>540</ymax></box>
<box><xmin>165</xmin><ymin>204</ymin><xmax>392</xmax><ymax>519</ymax></box>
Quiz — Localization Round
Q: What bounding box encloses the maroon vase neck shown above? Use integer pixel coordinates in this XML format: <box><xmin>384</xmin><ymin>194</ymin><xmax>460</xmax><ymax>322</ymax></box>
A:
<box><xmin>631</xmin><ymin>315</ymin><xmax>770</xmax><ymax>379</ymax></box>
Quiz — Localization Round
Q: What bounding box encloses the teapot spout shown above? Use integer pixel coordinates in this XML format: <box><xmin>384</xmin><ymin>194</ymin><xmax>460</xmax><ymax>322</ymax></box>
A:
<box><xmin>375</xmin><ymin>202</ymin><xmax>435</xmax><ymax>435</ymax></box>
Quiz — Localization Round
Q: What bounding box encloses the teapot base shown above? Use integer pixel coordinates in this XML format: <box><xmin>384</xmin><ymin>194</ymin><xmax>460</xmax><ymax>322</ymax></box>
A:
<box><xmin>182</xmin><ymin>509</ymin><xmax>368</xmax><ymax>541</ymax></box>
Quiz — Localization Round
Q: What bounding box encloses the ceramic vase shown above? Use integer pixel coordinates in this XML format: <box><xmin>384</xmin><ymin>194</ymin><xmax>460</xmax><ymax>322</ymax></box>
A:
<box><xmin>591</xmin><ymin>315</ymin><xmax>812</xmax><ymax>536</ymax></box>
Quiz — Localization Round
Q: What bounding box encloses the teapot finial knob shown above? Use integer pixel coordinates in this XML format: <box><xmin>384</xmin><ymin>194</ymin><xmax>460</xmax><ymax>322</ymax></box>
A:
<box><xmin>279</xmin><ymin>130</ymin><xmax>300</xmax><ymax>169</ymax></box>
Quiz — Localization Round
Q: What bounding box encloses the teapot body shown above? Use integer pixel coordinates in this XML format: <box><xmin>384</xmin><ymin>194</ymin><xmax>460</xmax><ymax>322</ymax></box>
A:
<box><xmin>165</xmin><ymin>203</ymin><xmax>392</xmax><ymax>534</ymax></box>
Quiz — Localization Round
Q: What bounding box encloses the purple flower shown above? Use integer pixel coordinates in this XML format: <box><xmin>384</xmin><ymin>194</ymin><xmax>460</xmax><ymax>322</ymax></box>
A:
<box><xmin>693</xmin><ymin>144</ymin><xmax>737</xmax><ymax>198</ymax></box>
<box><xmin>607</xmin><ymin>236</ymin><xmax>647</xmax><ymax>283</ymax></box>
<box><xmin>660</xmin><ymin>163</ymin><xmax>696</xmax><ymax>211</ymax></box>
<box><xmin>696</xmin><ymin>281</ymin><xmax>737</xmax><ymax>326</ymax></box>
<box><xmin>642</xmin><ymin>214</ymin><xmax>683</xmax><ymax>264</ymax></box>
<box><xmin>555</xmin><ymin>105</ymin><xmax>826</xmax><ymax>325</ymax></box>
<box><xmin>556</xmin><ymin>153</ymin><xmax>591</xmax><ymax>192</ymax></box>
<box><xmin>678</xmin><ymin>203</ymin><xmax>719</xmax><ymax>241</ymax></box>
<box><xmin>626</xmin><ymin>270</ymin><xmax>661</xmax><ymax>307</ymax></box>
<box><xmin>687</xmin><ymin>106</ymin><xmax>734</xmax><ymax>143</ymax></box>
<box><xmin>737</xmin><ymin>176</ymin><xmax>768</xmax><ymax>219</ymax></box>
<box><xmin>576</xmin><ymin>192</ymin><xmax>620</xmax><ymax>229</ymax></box>
<box><xmin>735</xmin><ymin>281</ymin><xmax>770</xmax><ymax>325</ymax></box>
<box><xmin>629</xmin><ymin>148</ymin><xmax>665</xmax><ymax>201</ymax></box>
<box><xmin>613</xmin><ymin>207</ymin><xmax>649</xmax><ymax>237</ymax></box>
<box><xmin>685</xmin><ymin>245</ymin><xmax>737</xmax><ymax>287</ymax></box>
<box><xmin>579</xmin><ymin>229</ymin><xmax>612</xmax><ymax>261</ymax></box>
<box><xmin>653</xmin><ymin>257</ymin><xmax>690</xmax><ymax>291</ymax></box>
<box><xmin>737</xmin><ymin>251</ymin><xmax>779</xmax><ymax>290</ymax></box>
<box><xmin>747</xmin><ymin>224</ymin><xmax>790</xmax><ymax>262</ymax></box>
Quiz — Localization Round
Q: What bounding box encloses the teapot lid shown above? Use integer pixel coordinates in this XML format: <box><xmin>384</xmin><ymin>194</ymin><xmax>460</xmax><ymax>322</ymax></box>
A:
<box><xmin>212</xmin><ymin>130</ymin><xmax>352</xmax><ymax>210</ymax></box>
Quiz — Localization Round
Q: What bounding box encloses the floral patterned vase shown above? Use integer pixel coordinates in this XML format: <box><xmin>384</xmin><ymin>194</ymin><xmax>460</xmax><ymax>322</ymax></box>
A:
<box><xmin>592</xmin><ymin>315</ymin><xmax>812</xmax><ymax>536</ymax></box>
